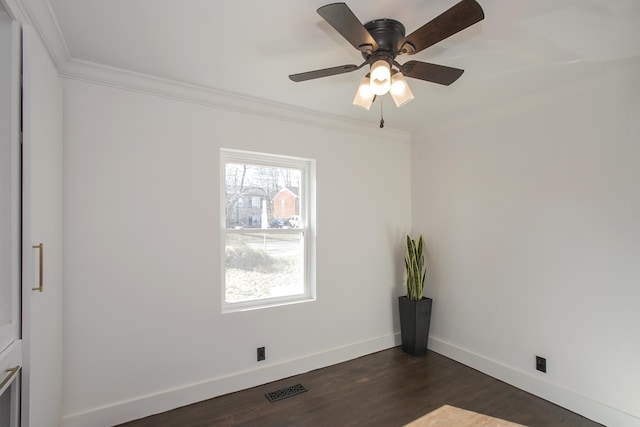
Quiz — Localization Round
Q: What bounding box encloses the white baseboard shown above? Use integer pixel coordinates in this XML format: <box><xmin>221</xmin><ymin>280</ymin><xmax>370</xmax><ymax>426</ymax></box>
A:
<box><xmin>60</xmin><ymin>334</ymin><xmax>401</xmax><ymax>427</ymax></box>
<box><xmin>61</xmin><ymin>333</ymin><xmax>639</xmax><ymax>427</ymax></box>
<box><xmin>428</xmin><ymin>336</ymin><xmax>640</xmax><ymax>427</ymax></box>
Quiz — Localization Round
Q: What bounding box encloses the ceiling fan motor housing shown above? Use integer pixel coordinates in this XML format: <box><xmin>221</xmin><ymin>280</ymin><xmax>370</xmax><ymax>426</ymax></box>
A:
<box><xmin>362</xmin><ymin>18</ymin><xmax>406</xmax><ymax>64</ymax></box>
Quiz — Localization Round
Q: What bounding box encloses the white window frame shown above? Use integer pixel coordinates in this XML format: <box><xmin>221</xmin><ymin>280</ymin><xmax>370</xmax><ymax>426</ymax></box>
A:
<box><xmin>220</xmin><ymin>148</ymin><xmax>316</xmax><ymax>313</ymax></box>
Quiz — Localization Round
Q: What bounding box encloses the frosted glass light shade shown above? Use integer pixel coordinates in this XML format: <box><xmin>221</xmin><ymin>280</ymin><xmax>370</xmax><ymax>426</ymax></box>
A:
<box><xmin>370</xmin><ymin>60</ymin><xmax>391</xmax><ymax>95</ymax></box>
<box><xmin>353</xmin><ymin>76</ymin><xmax>375</xmax><ymax>110</ymax></box>
<box><xmin>390</xmin><ymin>72</ymin><xmax>414</xmax><ymax>107</ymax></box>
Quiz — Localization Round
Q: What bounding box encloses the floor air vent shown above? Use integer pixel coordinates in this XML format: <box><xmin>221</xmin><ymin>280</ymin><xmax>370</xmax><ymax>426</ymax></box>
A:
<box><xmin>265</xmin><ymin>383</ymin><xmax>308</xmax><ymax>402</ymax></box>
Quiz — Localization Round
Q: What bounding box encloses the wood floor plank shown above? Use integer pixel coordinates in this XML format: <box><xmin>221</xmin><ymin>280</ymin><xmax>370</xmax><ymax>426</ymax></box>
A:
<box><xmin>117</xmin><ymin>348</ymin><xmax>603</xmax><ymax>427</ymax></box>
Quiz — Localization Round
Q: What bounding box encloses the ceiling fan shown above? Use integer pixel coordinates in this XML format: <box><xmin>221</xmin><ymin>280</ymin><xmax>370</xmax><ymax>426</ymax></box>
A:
<box><xmin>289</xmin><ymin>0</ymin><xmax>485</xmax><ymax>110</ymax></box>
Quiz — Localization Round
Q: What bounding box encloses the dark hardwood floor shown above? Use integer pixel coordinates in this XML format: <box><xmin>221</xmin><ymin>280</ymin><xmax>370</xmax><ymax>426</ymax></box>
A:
<box><xmin>118</xmin><ymin>348</ymin><xmax>603</xmax><ymax>427</ymax></box>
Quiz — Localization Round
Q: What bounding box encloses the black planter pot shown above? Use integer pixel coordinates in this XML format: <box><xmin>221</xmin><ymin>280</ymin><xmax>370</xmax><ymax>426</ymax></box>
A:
<box><xmin>398</xmin><ymin>296</ymin><xmax>433</xmax><ymax>356</ymax></box>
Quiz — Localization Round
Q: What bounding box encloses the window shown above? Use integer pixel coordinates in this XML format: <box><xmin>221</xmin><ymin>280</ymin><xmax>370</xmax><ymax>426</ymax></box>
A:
<box><xmin>221</xmin><ymin>149</ymin><xmax>315</xmax><ymax>312</ymax></box>
<box><xmin>251</xmin><ymin>196</ymin><xmax>261</xmax><ymax>209</ymax></box>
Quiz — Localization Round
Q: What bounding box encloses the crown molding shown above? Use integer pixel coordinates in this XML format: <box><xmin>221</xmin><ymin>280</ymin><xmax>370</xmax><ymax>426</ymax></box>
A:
<box><xmin>1</xmin><ymin>0</ymin><xmax>28</xmax><ymax>22</ymax></box>
<box><xmin>9</xmin><ymin>0</ymin><xmax>70</xmax><ymax>70</ymax></box>
<box><xmin>61</xmin><ymin>58</ymin><xmax>410</xmax><ymax>140</ymax></box>
<box><xmin>11</xmin><ymin>0</ymin><xmax>410</xmax><ymax>141</ymax></box>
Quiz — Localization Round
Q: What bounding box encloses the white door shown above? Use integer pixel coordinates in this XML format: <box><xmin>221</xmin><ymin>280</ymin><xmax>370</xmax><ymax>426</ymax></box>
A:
<box><xmin>21</xmin><ymin>25</ymin><xmax>64</xmax><ymax>427</ymax></box>
<box><xmin>0</xmin><ymin>6</ymin><xmax>22</xmax><ymax>427</ymax></box>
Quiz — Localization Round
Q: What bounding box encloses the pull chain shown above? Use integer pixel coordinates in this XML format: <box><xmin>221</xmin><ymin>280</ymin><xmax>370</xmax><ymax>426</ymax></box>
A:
<box><xmin>379</xmin><ymin>98</ymin><xmax>385</xmax><ymax>128</ymax></box>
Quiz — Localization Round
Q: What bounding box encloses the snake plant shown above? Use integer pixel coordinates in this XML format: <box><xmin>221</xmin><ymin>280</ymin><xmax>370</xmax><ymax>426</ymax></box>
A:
<box><xmin>405</xmin><ymin>235</ymin><xmax>426</xmax><ymax>301</ymax></box>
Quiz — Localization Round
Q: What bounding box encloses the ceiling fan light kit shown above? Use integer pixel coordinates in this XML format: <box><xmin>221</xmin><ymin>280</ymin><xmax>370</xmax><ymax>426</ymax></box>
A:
<box><xmin>390</xmin><ymin>72</ymin><xmax>414</xmax><ymax>107</ymax></box>
<box><xmin>353</xmin><ymin>76</ymin><xmax>375</xmax><ymax>110</ymax></box>
<box><xmin>289</xmin><ymin>0</ymin><xmax>485</xmax><ymax>120</ymax></box>
<box><xmin>369</xmin><ymin>59</ymin><xmax>392</xmax><ymax>95</ymax></box>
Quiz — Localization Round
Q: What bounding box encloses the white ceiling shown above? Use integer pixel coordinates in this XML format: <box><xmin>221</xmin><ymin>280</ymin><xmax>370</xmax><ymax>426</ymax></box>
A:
<box><xmin>38</xmin><ymin>0</ymin><xmax>640</xmax><ymax>131</ymax></box>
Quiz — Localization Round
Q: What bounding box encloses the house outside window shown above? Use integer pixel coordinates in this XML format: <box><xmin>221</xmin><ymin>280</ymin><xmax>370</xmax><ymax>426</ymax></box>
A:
<box><xmin>221</xmin><ymin>149</ymin><xmax>315</xmax><ymax>312</ymax></box>
<box><xmin>273</xmin><ymin>187</ymin><xmax>299</xmax><ymax>223</ymax></box>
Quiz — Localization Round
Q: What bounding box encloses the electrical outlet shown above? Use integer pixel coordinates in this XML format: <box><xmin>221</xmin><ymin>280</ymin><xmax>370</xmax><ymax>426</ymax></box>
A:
<box><xmin>536</xmin><ymin>356</ymin><xmax>546</xmax><ymax>373</ymax></box>
<box><xmin>257</xmin><ymin>347</ymin><xmax>266</xmax><ymax>362</ymax></box>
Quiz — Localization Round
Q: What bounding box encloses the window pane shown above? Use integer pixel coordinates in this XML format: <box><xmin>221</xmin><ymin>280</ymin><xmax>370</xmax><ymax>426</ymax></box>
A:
<box><xmin>225</xmin><ymin>231</ymin><xmax>303</xmax><ymax>303</ymax></box>
<box><xmin>224</xmin><ymin>162</ymin><xmax>301</xmax><ymax>229</ymax></box>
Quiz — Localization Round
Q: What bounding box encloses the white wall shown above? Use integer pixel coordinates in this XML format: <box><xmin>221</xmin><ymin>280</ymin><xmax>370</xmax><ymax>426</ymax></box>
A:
<box><xmin>61</xmin><ymin>79</ymin><xmax>411</xmax><ymax>426</ymax></box>
<box><xmin>412</xmin><ymin>58</ymin><xmax>640</xmax><ymax>426</ymax></box>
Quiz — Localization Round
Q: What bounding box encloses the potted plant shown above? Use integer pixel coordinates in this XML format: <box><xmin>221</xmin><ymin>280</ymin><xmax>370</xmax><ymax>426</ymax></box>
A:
<box><xmin>399</xmin><ymin>234</ymin><xmax>432</xmax><ymax>356</ymax></box>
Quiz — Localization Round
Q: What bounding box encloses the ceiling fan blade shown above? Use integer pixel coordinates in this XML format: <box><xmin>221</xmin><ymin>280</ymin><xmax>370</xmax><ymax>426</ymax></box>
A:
<box><xmin>317</xmin><ymin>3</ymin><xmax>379</xmax><ymax>53</ymax></box>
<box><xmin>289</xmin><ymin>64</ymin><xmax>360</xmax><ymax>82</ymax></box>
<box><xmin>400</xmin><ymin>61</ymin><xmax>464</xmax><ymax>86</ymax></box>
<box><xmin>398</xmin><ymin>0</ymin><xmax>484</xmax><ymax>55</ymax></box>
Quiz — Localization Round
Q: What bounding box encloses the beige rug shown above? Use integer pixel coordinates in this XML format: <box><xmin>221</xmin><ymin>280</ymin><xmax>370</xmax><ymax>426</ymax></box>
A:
<box><xmin>404</xmin><ymin>405</ymin><xmax>527</xmax><ymax>427</ymax></box>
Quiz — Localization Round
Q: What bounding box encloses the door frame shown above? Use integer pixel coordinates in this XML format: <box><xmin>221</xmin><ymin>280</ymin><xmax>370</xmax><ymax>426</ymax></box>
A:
<box><xmin>0</xmin><ymin>5</ymin><xmax>23</xmax><ymax>426</ymax></box>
